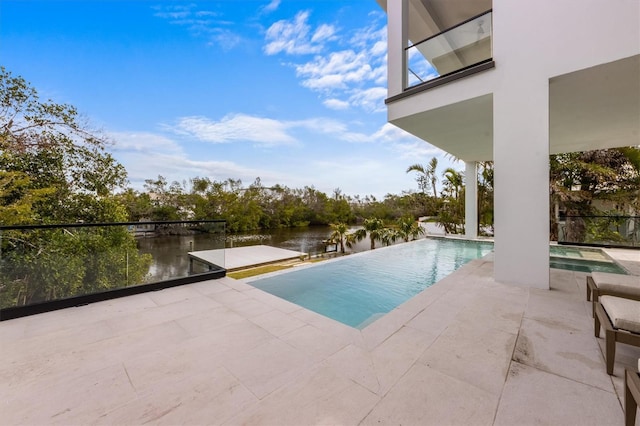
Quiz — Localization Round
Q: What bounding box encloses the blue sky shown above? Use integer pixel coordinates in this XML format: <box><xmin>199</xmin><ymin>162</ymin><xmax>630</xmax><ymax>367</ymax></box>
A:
<box><xmin>1</xmin><ymin>0</ymin><xmax>452</xmax><ymax>198</ymax></box>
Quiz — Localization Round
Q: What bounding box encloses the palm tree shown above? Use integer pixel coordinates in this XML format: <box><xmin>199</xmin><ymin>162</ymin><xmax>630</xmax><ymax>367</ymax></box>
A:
<box><xmin>344</xmin><ymin>218</ymin><xmax>386</xmax><ymax>250</ymax></box>
<box><xmin>396</xmin><ymin>216</ymin><xmax>426</xmax><ymax>242</ymax></box>
<box><xmin>427</xmin><ymin>157</ymin><xmax>438</xmax><ymax>199</ymax></box>
<box><xmin>328</xmin><ymin>222</ymin><xmax>349</xmax><ymax>254</ymax></box>
<box><xmin>406</xmin><ymin>163</ymin><xmax>429</xmax><ymax>194</ymax></box>
<box><xmin>442</xmin><ymin>167</ymin><xmax>464</xmax><ymax>201</ymax></box>
<box><xmin>380</xmin><ymin>227</ymin><xmax>400</xmax><ymax>246</ymax></box>
<box><xmin>406</xmin><ymin>157</ymin><xmax>438</xmax><ymax>199</ymax></box>
<box><xmin>362</xmin><ymin>217</ymin><xmax>386</xmax><ymax>250</ymax></box>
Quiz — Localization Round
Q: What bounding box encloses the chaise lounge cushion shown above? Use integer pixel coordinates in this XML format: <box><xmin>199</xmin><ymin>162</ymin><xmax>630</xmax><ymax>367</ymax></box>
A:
<box><xmin>600</xmin><ymin>296</ymin><xmax>640</xmax><ymax>334</ymax></box>
<box><xmin>592</xmin><ymin>272</ymin><xmax>640</xmax><ymax>297</ymax></box>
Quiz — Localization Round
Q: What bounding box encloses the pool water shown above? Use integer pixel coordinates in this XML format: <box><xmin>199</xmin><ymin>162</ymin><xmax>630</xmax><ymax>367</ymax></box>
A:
<box><xmin>249</xmin><ymin>238</ymin><xmax>494</xmax><ymax>329</ymax></box>
<box><xmin>549</xmin><ymin>245</ymin><xmax>628</xmax><ymax>274</ymax></box>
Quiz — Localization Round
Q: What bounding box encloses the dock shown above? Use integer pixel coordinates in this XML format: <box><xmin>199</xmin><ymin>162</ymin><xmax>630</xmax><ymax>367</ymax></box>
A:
<box><xmin>189</xmin><ymin>245</ymin><xmax>307</xmax><ymax>272</ymax></box>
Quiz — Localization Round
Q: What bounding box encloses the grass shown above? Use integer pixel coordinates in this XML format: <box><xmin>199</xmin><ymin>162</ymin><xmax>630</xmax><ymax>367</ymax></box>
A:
<box><xmin>227</xmin><ymin>264</ymin><xmax>293</xmax><ymax>279</ymax></box>
<box><xmin>227</xmin><ymin>257</ymin><xmax>329</xmax><ymax>280</ymax></box>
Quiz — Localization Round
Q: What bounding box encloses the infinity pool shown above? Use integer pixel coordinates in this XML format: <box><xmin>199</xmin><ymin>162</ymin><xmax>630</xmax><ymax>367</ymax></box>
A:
<box><xmin>248</xmin><ymin>238</ymin><xmax>494</xmax><ymax>329</ymax></box>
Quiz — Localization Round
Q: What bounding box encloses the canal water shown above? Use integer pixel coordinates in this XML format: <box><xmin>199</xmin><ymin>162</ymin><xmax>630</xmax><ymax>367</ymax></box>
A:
<box><xmin>136</xmin><ymin>225</ymin><xmax>376</xmax><ymax>282</ymax></box>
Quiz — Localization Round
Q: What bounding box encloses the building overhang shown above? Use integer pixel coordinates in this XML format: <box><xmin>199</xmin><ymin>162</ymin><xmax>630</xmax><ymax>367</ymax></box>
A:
<box><xmin>387</xmin><ymin>54</ymin><xmax>639</xmax><ymax>161</ymax></box>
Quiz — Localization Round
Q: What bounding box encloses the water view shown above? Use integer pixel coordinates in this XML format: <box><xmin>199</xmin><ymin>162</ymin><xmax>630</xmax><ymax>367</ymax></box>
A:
<box><xmin>137</xmin><ymin>225</ymin><xmax>377</xmax><ymax>282</ymax></box>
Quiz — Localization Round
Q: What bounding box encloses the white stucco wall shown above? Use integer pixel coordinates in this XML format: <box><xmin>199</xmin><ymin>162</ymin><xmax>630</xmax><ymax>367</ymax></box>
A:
<box><xmin>492</xmin><ymin>0</ymin><xmax>639</xmax><ymax>288</ymax></box>
<box><xmin>385</xmin><ymin>0</ymin><xmax>640</xmax><ymax>289</ymax></box>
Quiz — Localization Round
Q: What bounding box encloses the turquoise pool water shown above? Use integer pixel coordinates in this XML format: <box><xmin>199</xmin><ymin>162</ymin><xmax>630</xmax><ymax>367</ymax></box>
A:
<box><xmin>549</xmin><ymin>245</ymin><xmax>628</xmax><ymax>274</ymax></box>
<box><xmin>249</xmin><ymin>238</ymin><xmax>494</xmax><ymax>329</ymax></box>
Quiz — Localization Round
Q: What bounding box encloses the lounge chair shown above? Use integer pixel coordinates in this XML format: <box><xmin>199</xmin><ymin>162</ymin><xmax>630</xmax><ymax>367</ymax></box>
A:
<box><xmin>594</xmin><ymin>296</ymin><xmax>640</xmax><ymax>375</ymax></box>
<box><xmin>587</xmin><ymin>272</ymin><xmax>640</xmax><ymax>315</ymax></box>
<box><xmin>626</xmin><ymin>359</ymin><xmax>640</xmax><ymax>426</ymax></box>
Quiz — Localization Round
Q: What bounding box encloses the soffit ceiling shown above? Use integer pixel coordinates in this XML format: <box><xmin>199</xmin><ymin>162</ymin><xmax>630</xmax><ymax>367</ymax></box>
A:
<box><xmin>389</xmin><ymin>55</ymin><xmax>640</xmax><ymax>161</ymax></box>
<box><xmin>375</xmin><ymin>0</ymin><xmax>492</xmax><ymax>43</ymax></box>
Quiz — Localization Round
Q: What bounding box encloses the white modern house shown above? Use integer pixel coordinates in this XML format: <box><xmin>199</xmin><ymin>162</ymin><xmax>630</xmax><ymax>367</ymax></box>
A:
<box><xmin>376</xmin><ymin>0</ymin><xmax>640</xmax><ymax>289</ymax></box>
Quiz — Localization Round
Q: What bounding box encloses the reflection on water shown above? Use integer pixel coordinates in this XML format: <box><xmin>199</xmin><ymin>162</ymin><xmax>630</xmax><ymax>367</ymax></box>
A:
<box><xmin>137</xmin><ymin>226</ymin><xmax>382</xmax><ymax>282</ymax></box>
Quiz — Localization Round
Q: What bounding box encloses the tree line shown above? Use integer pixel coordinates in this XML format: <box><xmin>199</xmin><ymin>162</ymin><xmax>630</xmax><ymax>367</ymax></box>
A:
<box><xmin>1</xmin><ymin>67</ymin><xmax>638</xmax><ymax>307</ymax></box>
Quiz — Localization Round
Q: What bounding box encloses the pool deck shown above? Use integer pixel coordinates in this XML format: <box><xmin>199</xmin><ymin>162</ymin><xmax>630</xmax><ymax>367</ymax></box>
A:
<box><xmin>1</xmin><ymin>250</ymin><xmax>639</xmax><ymax>424</ymax></box>
<box><xmin>189</xmin><ymin>245</ymin><xmax>307</xmax><ymax>271</ymax></box>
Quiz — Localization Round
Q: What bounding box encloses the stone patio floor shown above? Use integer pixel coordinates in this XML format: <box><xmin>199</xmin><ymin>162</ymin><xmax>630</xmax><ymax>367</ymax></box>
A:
<box><xmin>1</xmin><ymin>255</ymin><xmax>639</xmax><ymax>425</ymax></box>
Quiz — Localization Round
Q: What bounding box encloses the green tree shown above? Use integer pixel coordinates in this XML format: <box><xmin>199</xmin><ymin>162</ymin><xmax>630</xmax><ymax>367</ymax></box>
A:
<box><xmin>0</xmin><ymin>68</ymin><xmax>150</xmax><ymax>308</ymax></box>
<box><xmin>439</xmin><ymin>167</ymin><xmax>465</xmax><ymax>234</ymax></box>
<box><xmin>328</xmin><ymin>222</ymin><xmax>350</xmax><ymax>254</ymax></box>
<box><xmin>406</xmin><ymin>157</ymin><xmax>438</xmax><ymax>197</ymax></box>
<box><xmin>550</xmin><ymin>148</ymin><xmax>640</xmax><ymax>241</ymax></box>
<box><xmin>357</xmin><ymin>217</ymin><xmax>386</xmax><ymax>250</ymax></box>
<box><xmin>0</xmin><ymin>67</ymin><xmax>127</xmax><ymax>224</ymax></box>
<box><xmin>396</xmin><ymin>216</ymin><xmax>425</xmax><ymax>242</ymax></box>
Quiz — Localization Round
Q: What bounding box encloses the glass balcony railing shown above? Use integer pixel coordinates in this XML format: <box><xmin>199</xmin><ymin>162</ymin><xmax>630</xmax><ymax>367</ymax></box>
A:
<box><xmin>0</xmin><ymin>220</ymin><xmax>225</xmax><ymax>319</ymax></box>
<box><xmin>406</xmin><ymin>10</ymin><xmax>493</xmax><ymax>89</ymax></box>
<box><xmin>558</xmin><ymin>215</ymin><xmax>640</xmax><ymax>248</ymax></box>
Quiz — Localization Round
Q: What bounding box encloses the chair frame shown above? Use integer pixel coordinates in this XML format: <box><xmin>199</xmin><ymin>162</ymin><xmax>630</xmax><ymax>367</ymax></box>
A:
<box><xmin>626</xmin><ymin>368</ymin><xmax>640</xmax><ymax>426</ymax></box>
<box><xmin>588</xmin><ymin>275</ymin><xmax>640</xmax><ymax>317</ymax></box>
<box><xmin>594</xmin><ymin>300</ymin><xmax>640</xmax><ymax>375</ymax></box>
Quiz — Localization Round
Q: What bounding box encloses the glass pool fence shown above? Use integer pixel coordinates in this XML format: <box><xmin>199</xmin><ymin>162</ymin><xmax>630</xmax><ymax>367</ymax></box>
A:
<box><xmin>0</xmin><ymin>220</ymin><xmax>226</xmax><ymax>320</ymax></box>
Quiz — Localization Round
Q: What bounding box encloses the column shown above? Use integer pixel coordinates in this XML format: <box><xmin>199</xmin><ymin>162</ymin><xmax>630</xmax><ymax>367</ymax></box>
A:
<box><xmin>386</xmin><ymin>0</ymin><xmax>407</xmax><ymax>97</ymax></box>
<box><xmin>465</xmin><ymin>161</ymin><xmax>478</xmax><ymax>239</ymax></box>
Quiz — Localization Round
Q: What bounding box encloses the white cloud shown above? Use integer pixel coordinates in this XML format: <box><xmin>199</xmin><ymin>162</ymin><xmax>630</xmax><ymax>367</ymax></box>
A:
<box><xmin>153</xmin><ymin>4</ymin><xmax>242</xmax><ymax>50</ymax></box>
<box><xmin>264</xmin><ymin>11</ymin><xmax>325</xmax><ymax>55</ymax></box>
<box><xmin>262</xmin><ymin>0</ymin><xmax>281</xmax><ymax>13</ymax></box>
<box><xmin>265</xmin><ymin>12</ymin><xmax>388</xmax><ymax>113</ymax></box>
<box><xmin>167</xmin><ymin>113</ymin><xmax>376</xmax><ymax>147</ymax></box>
<box><xmin>323</xmin><ymin>98</ymin><xmax>350</xmax><ymax>110</ymax></box>
<box><xmin>347</xmin><ymin>87</ymin><xmax>387</xmax><ymax>113</ymax></box>
<box><xmin>311</xmin><ymin>24</ymin><xmax>336</xmax><ymax>43</ymax></box>
<box><xmin>110</xmin><ymin>131</ymin><xmax>183</xmax><ymax>154</ymax></box>
<box><xmin>172</xmin><ymin>114</ymin><xmax>298</xmax><ymax>146</ymax></box>
<box><xmin>370</xmin><ymin>123</ymin><xmax>443</xmax><ymax>159</ymax></box>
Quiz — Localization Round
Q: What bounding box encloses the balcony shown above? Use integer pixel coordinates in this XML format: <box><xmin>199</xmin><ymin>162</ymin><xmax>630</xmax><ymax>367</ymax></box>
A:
<box><xmin>406</xmin><ymin>10</ymin><xmax>493</xmax><ymax>89</ymax></box>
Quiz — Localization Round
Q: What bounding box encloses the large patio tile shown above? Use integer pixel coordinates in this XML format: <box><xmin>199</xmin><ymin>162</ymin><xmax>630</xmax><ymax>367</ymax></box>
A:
<box><xmin>146</xmin><ymin>284</ymin><xmax>205</xmax><ymax>306</ymax></box>
<box><xmin>248</xmin><ymin>309</ymin><xmax>306</xmax><ymax>337</ymax></box>
<box><xmin>396</xmin><ymin>282</ymin><xmax>447</xmax><ymax>317</ymax></box>
<box><xmin>0</xmin><ymin>317</ymin><xmax>26</xmax><ymax>341</ymax></box>
<box><xmin>97</xmin><ymin>366</ymin><xmax>258</xmax><ymax>426</ymax></box>
<box><xmin>189</xmin><ymin>279</ymin><xmax>233</xmax><ymax>296</ymax></box>
<box><xmin>494</xmin><ymin>362</ymin><xmax>623</xmax><ymax>425</ymax></box>
<box><xmin>361</xmin><ymin>307</ymin><xmax>417</xmax><ymax>350</ymax></box>
<box><xmin>290</xmin><ymin>308</ymin><xmax>365</xmax><ymax>347</ymax></box>
<box><xmin>225</xmin><ymin>297</ymin><xmax>275</xmax><ymax>318</ymax></box>
<box><xmin>549</xmin><ymin>269</ymin><xmax>584</xmax><ymax>298</ymax></box>
<box><xmin>225</xmin><ymin>364</ymin><xmax>379</xmax><ymax>426</ymax></box>
<box><xmin>405</xmin><ymin>298</ymin><xmax>462</xmax><ymax>336</ymax></box>
<box><xmin>210</xmin><ymin>289</ymin><xmax>251</xmax><ymax>305</ymax></box>
<box><xmin>1</xmin><ymin>320</ymin><xmax>189</xmax><ymax>397</ymax></box>
<box><xmin>280</xmin><ymin>324</ymin><xmax>350</xmax><ymax>362</ymax></box>
<box><xmin>418</xmin><ymin>321</ymin><xmax>516</xmax><ymax>396</ymax></box>
<box><xmin>106</xmin><ymin>294</ymin><xmax>221</xmax><ymax>334</ymax></box>
<box><xmin>326</xmin><ymin>344</ymin><xmax>380</xmax><ymax>393</ymax></box>
<box><xmin>191</xmin><ymin>319</ymin><xmax>275</xmax><ymax>358</ymax></box>
<box><xmin>453</xmin><ymin>290</ymin><xmax>526</xmax><ymax>335</ymax></box>
<box><xmin>174</xmin><ymin>306</ymin><xmax>247</xmax><ymax>337</ymax></box>
<box><xmin>4</xmin><ymin>363</ymin><xmax>137</xmax><ymax>425</ymax></box>
<box><xmin>241</xmin><ymin>288</ymin><xmax>302</xmax><ymax>314</ymax></box>
<box><xmin>361</xmin><ymin>363</ymin><xmax>498</xmax><ymax>426</ymax></box>
<box><xmin>223</xmin><ymin>338</ymin><xmax>312</xmax><ymax>399</ymax></box>
<box><xmin>121</xmin><ymin>332</ymin><xmax>250</xmax><ymax>393</ymax></box>
<box><xmin>371</xmin><ymin>325</ymin><xmax>439</xmax><ymax>395</ymax></box>
<box><xmin>0</xmin><ymin>319</ymin><xmax>114</xmax><ymax>367</ymax></box>
<box><xmin>525</xmin><ymin>288</ymin><xmax>593</xmax><ymax>331</ymax></box>
<box><xmin>514</xmin><ymin>317</ymin><xmax>613</xmax><ymax>391</ymax></box>
<box><xmin>20</xmin><ymin>293</ymin><xmax>157</xmax><ymax>337</ymax></box>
